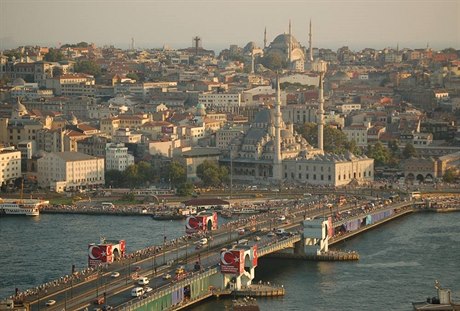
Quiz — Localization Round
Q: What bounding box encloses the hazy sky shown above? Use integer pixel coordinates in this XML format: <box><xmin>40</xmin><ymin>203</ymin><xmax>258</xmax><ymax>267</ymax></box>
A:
<box><xmin>1</xmin><ymin>0</ymin><xmax>459</xmax><ymax>52</ymax></box>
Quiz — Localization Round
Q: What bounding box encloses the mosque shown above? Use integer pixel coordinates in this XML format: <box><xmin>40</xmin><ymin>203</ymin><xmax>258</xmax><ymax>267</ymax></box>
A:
<box><xmin>262</xmin><ymin>20</ymin><xmax>315</xmax><ymax>71</ymax></box>
<box><xmin>222</xmin><ymin>68</ymin><xmax>374</xmax><ymax>187</ymax></box>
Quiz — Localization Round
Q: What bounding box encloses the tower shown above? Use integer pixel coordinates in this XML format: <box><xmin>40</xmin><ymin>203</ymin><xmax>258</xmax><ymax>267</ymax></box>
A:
<box><xmin>264</xmin><ymin>27</ymin><xmax>267</xmax><ymax>49</ymax></box>
<box><xmin>131</xmin><ymin>37</ymin><xmax>135</xmax><ymax>50</ymax></box>
<box><xmin>273</xmin><ymin>77</ymin><xmax>282</xmax><ymax>181</ymax></box>
<box><xmin>251</xmin><ymin>51</ymin><xmax>255</xmax><ymax>74</ymax></box>
<box><xmin>308</xmin><ymin>19</ymin><xmax>313</xmax><ymax>62</ymax></box>
<box><xmin>313</xmin><ymin>61</ymin><xmax>327</xmax><ymax>154</ymax></box>
<box><xmin>288</xmin><ymin>20</ymin><xmax>292</xmax><ymax>64</ymax></box>
<box><xmin>193</xmin><ymin>36</ymin><xmax>201</xmax><ymax>56</ymax></box>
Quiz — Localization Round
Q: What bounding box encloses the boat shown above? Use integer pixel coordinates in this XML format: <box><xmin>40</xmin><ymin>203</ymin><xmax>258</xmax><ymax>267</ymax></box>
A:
<box><xmin>412</xmin><ymin>280</ymin><xmax>460</xmax><ymax>311</ymax></box>
<box><xmin>0</xmin><ymin>198</ymin><xmax>48</xmax><ymax>216</ymax></box>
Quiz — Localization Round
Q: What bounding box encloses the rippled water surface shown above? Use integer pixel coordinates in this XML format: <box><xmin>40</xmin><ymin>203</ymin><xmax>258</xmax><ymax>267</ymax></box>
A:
<box><xmin>1</xmin><ymin>212</ymin><xmax>459</xmax><ymax>310</ymax></box>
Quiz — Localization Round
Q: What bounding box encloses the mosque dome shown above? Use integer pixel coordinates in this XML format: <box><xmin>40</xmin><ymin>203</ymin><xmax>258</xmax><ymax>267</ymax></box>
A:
<box><xmin>270</xmin><ymin>34</ymin><xmax>302</xmax><ymax>50</ymax></box>
<box><xmin>244</xmin><ymin>41</ymin><xmax>258</xmax><ymax>53</ymax></box>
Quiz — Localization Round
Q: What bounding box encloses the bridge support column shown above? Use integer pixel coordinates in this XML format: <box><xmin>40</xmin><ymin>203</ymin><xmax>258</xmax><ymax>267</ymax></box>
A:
<box><xmin>220</xmin><ymin>246</ymin><xmax>257</xmax><ymax>291</ymax></box>
<box><xmin>294</xmin><ymin>218</ymin><xmax>329</xmax><ymax>255</ymax></box>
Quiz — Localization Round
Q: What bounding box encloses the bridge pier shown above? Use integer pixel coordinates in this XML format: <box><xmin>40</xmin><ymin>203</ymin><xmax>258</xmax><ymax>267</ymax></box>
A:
<box><xmin>294</xmin><ymin>218</ymin><xmax>330</xmax><ymax>255</ymax></box>
<box><xmin>220</xmin><ymin>245</ymin><xmax>257</xmax><ymax>291</ymax></box>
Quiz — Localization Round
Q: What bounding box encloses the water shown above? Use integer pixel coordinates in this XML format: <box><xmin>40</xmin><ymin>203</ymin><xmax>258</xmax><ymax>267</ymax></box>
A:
<box><xmin>1</xmin><ymin>212</ymin><xmax>459</xmax><ymax>310</ymax></box>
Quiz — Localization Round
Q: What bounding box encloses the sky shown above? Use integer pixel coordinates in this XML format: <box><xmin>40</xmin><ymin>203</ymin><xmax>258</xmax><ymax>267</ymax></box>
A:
<box><xmin>1</xmin><ymin>0</ymin><xmax>459</xmax><ymax>52</ymax></box>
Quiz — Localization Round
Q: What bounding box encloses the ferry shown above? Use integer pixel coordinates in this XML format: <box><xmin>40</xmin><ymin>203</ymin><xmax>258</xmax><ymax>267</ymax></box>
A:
<box><xmin>0</xmin><ymin>198</ymin><xmax>49</xmax><ymax>216</ymax></box>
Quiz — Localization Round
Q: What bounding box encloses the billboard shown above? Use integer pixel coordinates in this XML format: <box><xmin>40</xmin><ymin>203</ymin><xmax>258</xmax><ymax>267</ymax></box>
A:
<box><xmin>88</xmin><ymin>243</ymin><xmax>113</xmax><ymax>267</ymax></box>
<box><xmin>185</xmin><ymin>215</ymin><xmax>206</xmax><ymax>234</ymax></box>
<box><xmin>88</xmin><ymin>239</ymin><xmax>126</xmax><ymax>267</ymax></box>
<box><xmin>220</xmin><ymin>249</ymin><xmax>244</xmax><ymax>274</ymax></box>
<box><xmin>252</xmin><ymin>245</ymin><xmax>258</xmax><ymax>267</ymax></box>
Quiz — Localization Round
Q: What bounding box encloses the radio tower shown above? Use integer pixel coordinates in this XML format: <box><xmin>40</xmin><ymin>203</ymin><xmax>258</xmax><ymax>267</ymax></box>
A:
<box><xmin>193</xmin><ymin>36</ymin><xmax>201</xmax><ymax>56</ymax></box>
<box><xmin>131</xmin><ymin>37</ymin><xmax>135</xmax><ymax>51</ymax></box>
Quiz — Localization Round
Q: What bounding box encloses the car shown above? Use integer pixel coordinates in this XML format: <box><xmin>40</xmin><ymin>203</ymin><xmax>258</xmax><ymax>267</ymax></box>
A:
<box><xmin>45</xmin><ymin>300</ymin><xmax>56</xmax><ymax>306</ymax></box>
<box><xmin>93</xmin><ymin>296</ymin><xmax>105</xmax><ymax>305</ymax></box>
<box><xmin>133</xmin><ymin>266</ymin><xmax>141</xmax><ymax>272</ymax></box>
<box><xmin>137</xmin><ymin>277</ymin><xmax>149</xmax><ymax>285</ymax></box>
<box><xmin>267</xmin><ymin>232</ymin><xmax>276</xmax><ymax>237</ymax></box>
<box><xmin>275</xmin><ymin>228</ymin><xmax>287</xmax><ymax>236</ymax></box>
<box><xmin>162</xmin><ymin>273</ymin><xmax>171</xmax><ymax>280</ymax></box>
<box><xmin>276</xmin><ymin>215</ymin><xmax>286</xmax><ymax>222</ymax></box>
<box><xmin>144</xmin><ymin>286</ymin><xmax>153</xmax><ymax>293</ymax></box>
<box><xmin>110</xmin><ymin>272</ymin><xmax>120</xmax><ymax>278</ymax></box>
<box><xmin>237</xmin><ymin>228</ymin><xmax>245</xmax><ymax>235</ymax></box>
<box><xmin>131</xmin><ymin>287</ymin><xmax>144</xmax><ymax>297</ymax></box>
<box><xmin>175</xmin><ymin>266</ymin><xmax>185</xmax><ymax>275</ymax></box>
<box><xmin>254</xmin><ymin>236</ymin><xmax>261</xmax><ymax>241</ymax></box>
<box><xmin>195</xmin><ymin>244</ymin><xmax>203</xmax><ymax>250</ymax></box>
<box><xmin>102</xmin><ymin>306</ymin><xmax>113</xmax><ymax>311</ymax></box>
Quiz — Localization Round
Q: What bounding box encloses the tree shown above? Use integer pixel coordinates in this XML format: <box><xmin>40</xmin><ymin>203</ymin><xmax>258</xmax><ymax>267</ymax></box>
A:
<box><xmin>44</xmin><ymin>48</ymin><xmax>64</xmax><ymax>62</ymax></box>
<box><xmin>176</xmin><ymin>182</ymin><xmax>194</xmax><ymax>196</ymax></box>
<box><xmin>260</xmin><ymin>53</ymin><xmax>286</xmax><ymax>70</ymax></box>
<box><xmin>52</xmin><ymin>66</ymin><xmax>63</xmax><ymax>77</ymax></box>
<box><xmin>169</xmin><ymin>161</ymin><xmax>187</xmax><ymax>186</ymax></box>
<box><xmin>295</xmin><ymin>123</ymin><xmax>350</xmax><ymax>154</ymax></box>
<box><xmin>388</xmin><ymin>140</ymin><xmax>400</xmax><ymax>156</ymax></box>
<box><xmin>74</xmin><ymin>60</ymin><xmax>101</xmax><ymax>77</ymax></box>
<box><xmin>126</xmin><ymin>73</ymin><xmax>139</xmax><ymax>81</ymax></box>
<box><xmin>442</xmin><ymin>168</ymin><xmax>458</xmax><ymax>183</ymax></box>
<box><xmin>402</xmin><ymin>143</ymin><xmax>418</xmax><ymax>159</ymax></box>
<box><xmin>105</xmin><ymin>170</ymin><xmax>125</xmax><ymax>188</ymax></box>
<box><xmin>196</xmin><ymin>160</ymin><xmax>229</xmax><ymax>187</ymax></box>
<box><xmin>366</xmin><ymin>142</ymin><xmax>391</xmax><ymax>167</ymax></box>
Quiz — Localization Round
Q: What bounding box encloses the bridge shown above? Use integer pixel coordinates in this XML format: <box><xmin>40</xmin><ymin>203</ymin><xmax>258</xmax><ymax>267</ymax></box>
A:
<box><xmin>13</xmin><ymin>198</ymin><xmax>431</xmax><ymax>311</ymax></box>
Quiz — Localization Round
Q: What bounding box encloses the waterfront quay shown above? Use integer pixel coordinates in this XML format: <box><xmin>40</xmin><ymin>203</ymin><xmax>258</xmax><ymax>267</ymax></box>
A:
<box><xmin>4</xmin><ymin>192</ymin><xmax>460</xmax><ymax>311</ymax></box>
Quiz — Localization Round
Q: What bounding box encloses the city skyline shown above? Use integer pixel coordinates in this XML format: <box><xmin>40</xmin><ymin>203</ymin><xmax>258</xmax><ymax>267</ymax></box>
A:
<box><xmin>1</xmin><ymin>0</ymin><xmax>459</xmax><ymax>52</ymax></box>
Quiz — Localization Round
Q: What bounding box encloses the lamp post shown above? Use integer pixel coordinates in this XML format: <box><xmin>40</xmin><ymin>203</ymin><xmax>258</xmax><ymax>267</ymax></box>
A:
<box><xmin>163</xmin><ymin>223</ymin><xmax>166</xmax><ymax>265</ymax></box>
<box><xmin>230</xmin><ymin>149</ymin><xmax>233</xmax><ymax>199</ymax></box>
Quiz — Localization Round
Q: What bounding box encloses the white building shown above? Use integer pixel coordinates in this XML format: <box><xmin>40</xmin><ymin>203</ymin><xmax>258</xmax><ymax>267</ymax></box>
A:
<box><xmin>37</xmin><ymin>151</ymin><xmax>105</xmax><ymax>192</ymax></box>
<box><xmin>343</xmin><ymin>124</ymin><xmax>370</xmax><ymax>147</ymax></box>
<box><xmin>0</xmin><ymin>147</ymin><xmax>21</xmax><ymax>186</ymax></box>
<box><xmin>198</xmin><ymin>92</ymin><xmax>241</xmax><ymax>114</ymax></box>
<box><xmin>105</xmin><ymin>143</ymin><xmax>134</xmax><ymax>172</ymax></box>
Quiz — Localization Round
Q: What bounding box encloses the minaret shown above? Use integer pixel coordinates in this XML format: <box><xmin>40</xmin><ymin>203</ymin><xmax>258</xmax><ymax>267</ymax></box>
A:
<box><xmin>309</xmin><ymin>19</ymin><xmax>313</xmax><ymax>62</ymax></box>
<box><xmin>264</xmin><ymin>27</ymin><xmax>267</xmax><ymax>49</ymax></box>
<box><xmin>288</xmin><ymin>20</ymin><xmax>292</xmax><ymax>64</ymax></box>
<box><xmin>317</xmin><ymin>68</ymin><xmax>325</xmax><ymax>153</ymax></box>
<box><xmin>273</xmin><ymin>76</ymin><xmax>282</xmax><ymax>181</ymax></box>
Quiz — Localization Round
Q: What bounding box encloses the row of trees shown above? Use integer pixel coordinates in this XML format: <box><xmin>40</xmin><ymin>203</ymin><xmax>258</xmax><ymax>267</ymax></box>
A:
<box><xmin>296</xmin><ymin>123</ymin><xmax>420</xmax><ymax>167</ymax></box>
<box><xmin>104</xmin><ymin>159</ymin><xmax>230</xmax><ymax>196</ymax></box>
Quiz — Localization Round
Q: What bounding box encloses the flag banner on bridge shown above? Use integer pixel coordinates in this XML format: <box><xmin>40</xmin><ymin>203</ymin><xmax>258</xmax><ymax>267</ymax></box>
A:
<box><xmin>220</xmin><ymin>249</ymin><xmax>244</xmax><ymax>274</ymax></box>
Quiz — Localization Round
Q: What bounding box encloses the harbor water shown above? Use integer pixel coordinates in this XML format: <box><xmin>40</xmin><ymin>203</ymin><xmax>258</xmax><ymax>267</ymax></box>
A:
<box><xmin>1</xmin><ymin>212</ymin><xmax>459</xmax><ymax>310</ymax></box>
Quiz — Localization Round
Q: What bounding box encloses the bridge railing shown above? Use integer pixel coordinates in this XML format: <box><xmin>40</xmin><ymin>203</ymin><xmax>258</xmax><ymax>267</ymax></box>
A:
<box><xmin>258</xmin><ymin>235</ymin><xmax>301</xmax><ymax>257</ymax></box>
<box><xmin>115</xmin><ymin>267</ymin><xmax>218</xmax><ymax>311</ymax></box>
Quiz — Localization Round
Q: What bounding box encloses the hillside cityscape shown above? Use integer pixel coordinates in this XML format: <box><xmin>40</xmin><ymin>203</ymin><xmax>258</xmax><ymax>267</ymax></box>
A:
<box><xmin>0</xmin><ymin>23</ymin><xmax>459</xmax><ymax>191</ymax></box>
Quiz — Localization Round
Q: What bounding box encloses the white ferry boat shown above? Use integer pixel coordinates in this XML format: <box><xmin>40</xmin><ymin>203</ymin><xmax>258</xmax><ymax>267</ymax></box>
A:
<box><xmin>0</xmin><ymin>198</ymin><xmax>48</xmax><ymax>216</ymax></box>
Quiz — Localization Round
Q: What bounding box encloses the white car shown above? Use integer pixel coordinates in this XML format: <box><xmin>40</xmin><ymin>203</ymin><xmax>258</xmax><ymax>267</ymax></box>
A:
<box><xmin>110</xmin><ymin>272</ymin><xmax>120</xmax><ymax>278</ymax></box>
<box><xmin>137</xmin><ymin>277</ymin><xmax>149</xmax><ymax>285</ymax></box>
<box><xmin>267</xmin><ymin>232</ymin><xmax>276</xmax><ymax>237</ymax></box>
<box><xmin>45</xmin><ymin>300</ymin><xmax>56</xmax><ymax>306</ymax></box>
<box><xmin>144</xmin><ymin>286</ymin><xmax>153</xmax><ymax>293</ymax></box>
<box><xmin>162</xmin><ymin>273</ymin><xmax>171</xmax><ymax>280</ymax></box>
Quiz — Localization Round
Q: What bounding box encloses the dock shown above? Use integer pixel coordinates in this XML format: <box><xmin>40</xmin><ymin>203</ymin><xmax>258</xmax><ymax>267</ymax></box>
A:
<box><xmin>233</xmin><ymin>284</ymin><xmax>285</xmax><ymax>297</ymax></box>
<box><xmin>265</xmin><ymin>250</ymin><xmax>359</xmax><ymax>261</ymax></box>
